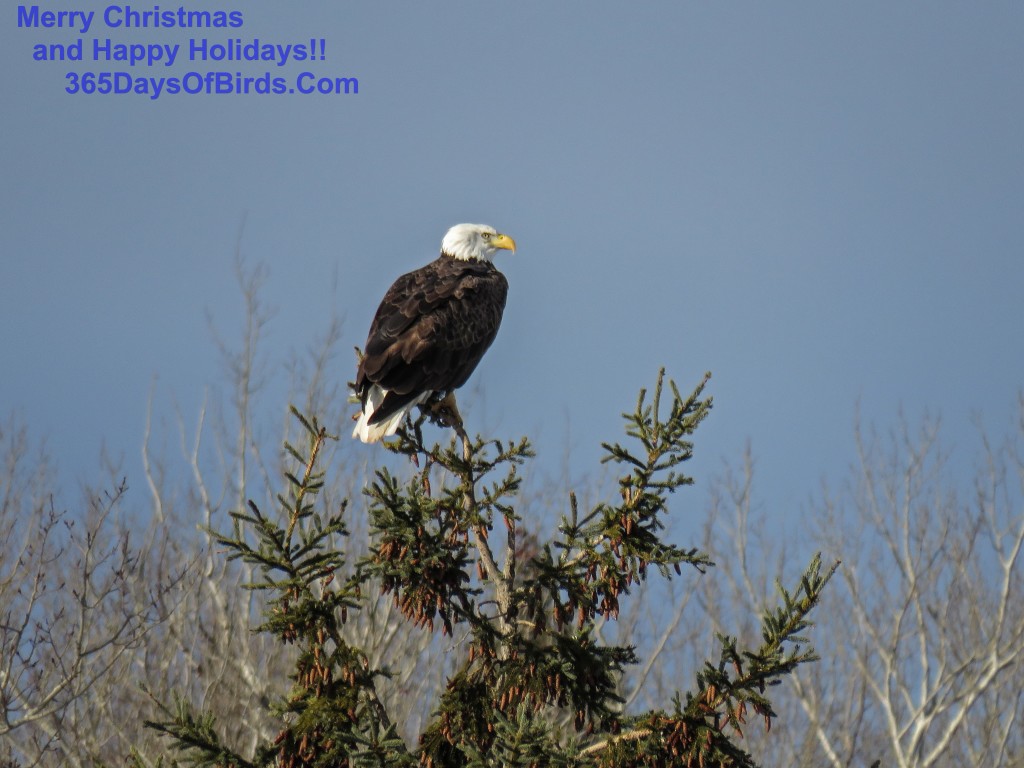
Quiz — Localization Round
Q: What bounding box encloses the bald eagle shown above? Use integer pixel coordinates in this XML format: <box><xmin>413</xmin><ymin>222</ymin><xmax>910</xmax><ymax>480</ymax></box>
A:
<box><xmin>352</xmin><ymin>223</ymin><xmax>516</xmax><ymax>443</ymax></box>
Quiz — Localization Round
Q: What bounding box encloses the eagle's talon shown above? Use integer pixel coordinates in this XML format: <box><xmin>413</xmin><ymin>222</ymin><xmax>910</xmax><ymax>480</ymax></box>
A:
<box><xmin>425</xmin><ymin>392</ymin><xmax>463</xmax><ymax>429</ymax></box>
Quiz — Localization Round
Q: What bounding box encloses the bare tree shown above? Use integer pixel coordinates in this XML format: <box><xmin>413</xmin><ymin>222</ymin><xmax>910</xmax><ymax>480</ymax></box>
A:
<box><xmin>0</xmin><ymin>417</ymin><xmax>183</xmax><ymax>767</ymax></box>
<box><xmin>701</xmin><ymin>407</ymin><xmax>1024</xmax><ymax>767</ymax></box>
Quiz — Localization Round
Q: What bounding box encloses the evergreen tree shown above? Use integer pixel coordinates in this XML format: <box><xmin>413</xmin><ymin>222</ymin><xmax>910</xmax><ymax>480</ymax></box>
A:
<box><xmin>142</xmin><ymin>369</ymin><xmax>835</xmax><ymax>767</ymax></box>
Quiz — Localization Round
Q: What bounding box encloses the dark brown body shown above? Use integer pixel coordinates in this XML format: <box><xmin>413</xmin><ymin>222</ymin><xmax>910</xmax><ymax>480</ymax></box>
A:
<box><xmin>355</xmin><ymin>255</ymin><xmax>508</xmax><ymax>425</ymax></box>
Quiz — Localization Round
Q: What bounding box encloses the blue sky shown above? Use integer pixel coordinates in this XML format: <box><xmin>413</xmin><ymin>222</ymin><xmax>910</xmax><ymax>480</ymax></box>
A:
<box><xmin>2</xmin><ymin>2</ymin><xmax>1022</xmax><ymax>531</ymax></box>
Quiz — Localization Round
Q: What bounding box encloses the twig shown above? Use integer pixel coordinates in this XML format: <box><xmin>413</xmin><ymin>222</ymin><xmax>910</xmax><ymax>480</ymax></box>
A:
<box><xmin>580</xmin><ymin>728</ymin><xmax>653</xmax><ymax>756</ymax></box>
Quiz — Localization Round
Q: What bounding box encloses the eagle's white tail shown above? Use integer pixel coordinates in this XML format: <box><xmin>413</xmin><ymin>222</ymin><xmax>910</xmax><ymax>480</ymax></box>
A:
<box><xmin>352</xmin><ymin>385</ymin><xmax>429</xmax><ymax>443</ymax></box>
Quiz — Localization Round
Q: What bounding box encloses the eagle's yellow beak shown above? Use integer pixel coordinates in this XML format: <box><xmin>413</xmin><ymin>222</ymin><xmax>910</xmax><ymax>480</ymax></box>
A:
<box><xmin>492</xmin><ymin>233</ymin><xmax>516</xmax><ymax>254</ymax></box>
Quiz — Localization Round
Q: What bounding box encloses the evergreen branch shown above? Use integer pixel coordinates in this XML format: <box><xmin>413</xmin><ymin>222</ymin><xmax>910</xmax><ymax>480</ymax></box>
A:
<box><xmin>284</xmin><ymin>405</ymin><xmax>332</xmax><ymax>546</ymax></box>
<box><xmin>143</xmin><ymin>693</ymin><xmax>254</xmax><ymax>768</ymax></box>
<box><xmin>534</xmin><ymin>370</ymin><xmax>714</xmax><ymax>633</ymax></box>
<box><xmin>615</xmin><ymin>553</ymin><xmax>840</xmax><ymax>767</ymax></box>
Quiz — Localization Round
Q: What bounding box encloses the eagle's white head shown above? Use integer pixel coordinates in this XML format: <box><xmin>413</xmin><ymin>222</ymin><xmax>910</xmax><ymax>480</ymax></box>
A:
<box><xmin>441</xmin><ymin>223</ymin><xmax>517</xmax><ymax>263</ymax></box>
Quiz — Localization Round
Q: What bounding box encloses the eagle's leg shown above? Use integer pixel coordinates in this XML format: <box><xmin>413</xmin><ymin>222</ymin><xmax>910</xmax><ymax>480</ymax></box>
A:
<box><xmin>427</xmin><ymin>391</ymin><xmax>464</xmax><ymax>430</ymax></box>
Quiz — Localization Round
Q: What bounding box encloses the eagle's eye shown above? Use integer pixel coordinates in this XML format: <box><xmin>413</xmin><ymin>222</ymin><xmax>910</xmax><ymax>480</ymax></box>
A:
<box><xmin>481</xmin><ymin>232</ymin><xmax>492</xmax><ymax>240</ymax></box>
